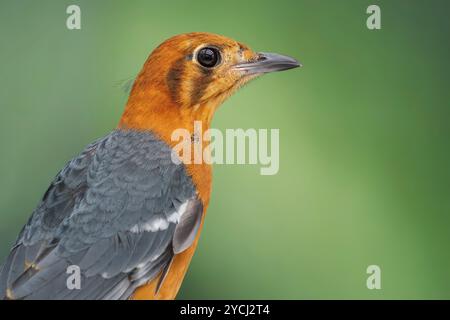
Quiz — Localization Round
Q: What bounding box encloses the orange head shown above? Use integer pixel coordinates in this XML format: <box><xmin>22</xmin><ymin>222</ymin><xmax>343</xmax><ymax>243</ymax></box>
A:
<box><xmin>118</xmin><ymin>32</ymin><xmax>300</xmax><ymax>206</ymax></box>
<box><xmin>119</xmin><ymin>32</ymin><xmax>300</xmax><ymax>142</ymax></box>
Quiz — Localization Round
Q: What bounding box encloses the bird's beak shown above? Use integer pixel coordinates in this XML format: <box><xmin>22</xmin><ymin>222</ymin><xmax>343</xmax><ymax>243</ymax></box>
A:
<box><xmin>234</xmin><ymin>52</ymin><xmax>301</xmax><ymax>75</ymax></box>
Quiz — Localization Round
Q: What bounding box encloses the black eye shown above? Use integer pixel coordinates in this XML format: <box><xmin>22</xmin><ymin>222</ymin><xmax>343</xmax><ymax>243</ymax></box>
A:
<box><xmin>197</xmin><ymin>47</ymin><xmax>221</xmax><ymax>68</ymax></box>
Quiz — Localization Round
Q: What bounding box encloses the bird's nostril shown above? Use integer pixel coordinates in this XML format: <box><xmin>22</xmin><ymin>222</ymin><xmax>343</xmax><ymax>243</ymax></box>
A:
<box><xmin>245</xmin><ymin>54</ymin><xmax>266</xmax><ymax>65</ymax></box>
<box><xmin>256</xmin><ymin>54</ymin><xmax>267</xmax><ymax>62</ymax></box>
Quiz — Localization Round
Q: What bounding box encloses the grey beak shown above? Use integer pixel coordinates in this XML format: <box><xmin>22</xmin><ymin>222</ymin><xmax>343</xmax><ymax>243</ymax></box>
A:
<box><xmin>234</xmin><ymin>52</ymin><xmax>301</xmax><ymax>75</ymax></box>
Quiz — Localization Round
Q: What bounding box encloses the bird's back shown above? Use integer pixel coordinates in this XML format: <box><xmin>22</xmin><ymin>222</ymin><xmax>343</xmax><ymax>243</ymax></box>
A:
<box><xmin>0</xmin><ymin>129</ymin><xmax>203</xmax><ymax>300</ymax></box>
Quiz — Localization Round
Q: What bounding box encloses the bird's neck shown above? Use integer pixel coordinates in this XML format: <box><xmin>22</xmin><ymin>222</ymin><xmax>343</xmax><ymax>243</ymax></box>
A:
<box><xmin>118</xmin><ymin>87</ymin><xmax>215</xmax><ymax>207</ymax></box>
<box><xmin>119</xmin><ymin>82</ymin><xmax>219</xmax><ymax>141</ymax></box>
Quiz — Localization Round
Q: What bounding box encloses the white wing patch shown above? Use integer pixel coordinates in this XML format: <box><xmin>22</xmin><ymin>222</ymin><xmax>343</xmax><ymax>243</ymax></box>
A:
<box><xmin>129</xmin><ymin>200</ymin><xmax>189</xmax><ymax>233</ymax></box>
<box><xmin>167</xmin><ymin>201</ymin><xmax>188</xmax><ymax>224</ymax></box>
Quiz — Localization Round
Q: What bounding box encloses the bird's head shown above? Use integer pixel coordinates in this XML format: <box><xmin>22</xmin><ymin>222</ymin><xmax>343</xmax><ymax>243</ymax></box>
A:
<box><xmin>119</xmin><ymin>32</ymin><xmax>300</xmax><ymax>138</ymax></box>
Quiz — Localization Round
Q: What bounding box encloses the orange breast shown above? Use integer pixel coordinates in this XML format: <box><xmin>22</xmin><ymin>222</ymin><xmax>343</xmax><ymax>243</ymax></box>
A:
<box><xmin>120</xmin><ymin>59</ymin><xmax>215</xmax><ymax>299</ymax></box>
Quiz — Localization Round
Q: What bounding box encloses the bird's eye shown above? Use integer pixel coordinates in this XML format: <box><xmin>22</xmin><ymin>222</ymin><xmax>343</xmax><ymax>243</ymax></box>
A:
<box><xmin>196</xmin><ymin>47</ymin><xmax>221</xmax><ymax>68</ymax></box>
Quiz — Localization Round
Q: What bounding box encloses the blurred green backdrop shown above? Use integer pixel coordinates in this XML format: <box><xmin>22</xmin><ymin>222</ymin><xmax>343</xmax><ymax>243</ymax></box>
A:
<box><xmin>0</xmin><ymin>0</ymin><xmax>449</xmax><ymax>299</ymax></box>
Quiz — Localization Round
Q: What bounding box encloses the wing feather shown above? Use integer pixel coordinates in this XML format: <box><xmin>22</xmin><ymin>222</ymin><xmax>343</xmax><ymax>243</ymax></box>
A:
<box><xmin>0</xmin><ymin>130</ymin><xmax>203</xmax><ymax>300</ymax></box>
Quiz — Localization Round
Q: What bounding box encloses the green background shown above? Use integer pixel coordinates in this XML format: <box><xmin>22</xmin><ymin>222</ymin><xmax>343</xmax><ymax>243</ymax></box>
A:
<box><xmin>1</xmin><ymin>0</ymin><xmax>449</xmax><ymax>299</ymax></box>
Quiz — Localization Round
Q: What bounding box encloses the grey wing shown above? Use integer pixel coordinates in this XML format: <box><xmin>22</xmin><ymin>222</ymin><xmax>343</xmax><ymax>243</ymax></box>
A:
<box><xmin>0</xmin><ymin>130</ymin><xmax>203</xmax><ymax>300</ymax></box>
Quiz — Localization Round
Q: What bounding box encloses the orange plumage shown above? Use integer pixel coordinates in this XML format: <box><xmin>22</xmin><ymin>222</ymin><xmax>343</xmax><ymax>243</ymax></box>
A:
<box><xmin>120</xmin><ymin>32</ymin><xmax>300</xmax><ymax>299</ymax></box>
<box><xmin>0</xmin><ymin>32</ymin><xmax>299</xmax><ymax>300</ymax></box>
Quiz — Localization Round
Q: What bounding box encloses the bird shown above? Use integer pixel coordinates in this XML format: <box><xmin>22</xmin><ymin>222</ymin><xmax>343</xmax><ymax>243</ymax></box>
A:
<box><xmin>0</xmin><ymin>32</ymin><xmax>300</xmax><ymax>300</ymax></box>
